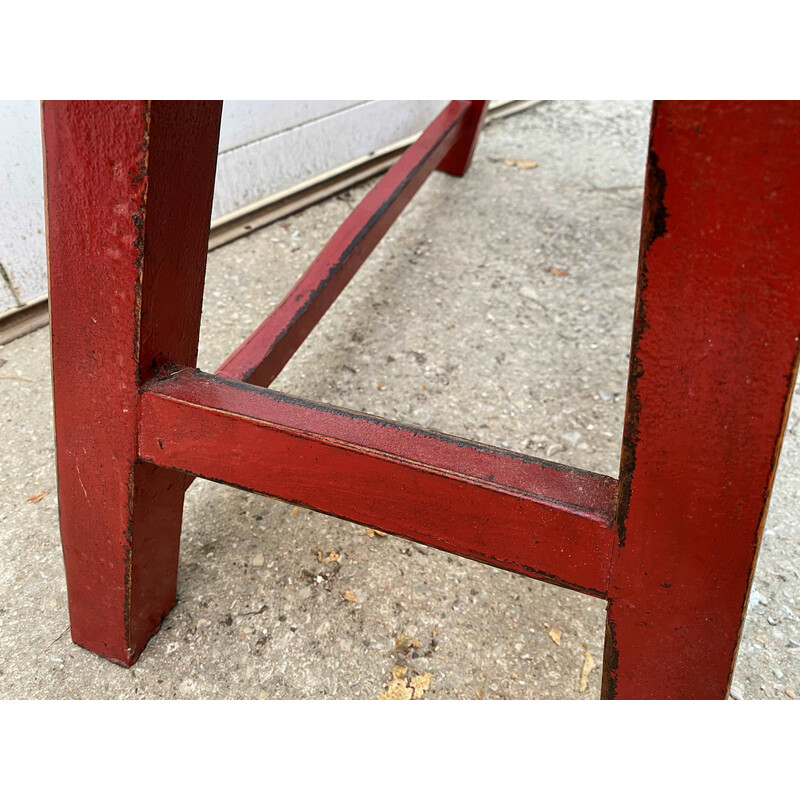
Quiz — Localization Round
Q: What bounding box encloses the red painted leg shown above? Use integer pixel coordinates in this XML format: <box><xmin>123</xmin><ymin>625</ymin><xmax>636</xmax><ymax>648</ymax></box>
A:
<box><xmin>603</xmin><ymin>101</ymin><xmax>800</xmax><ymax>698</ymax></box>
<box><xmin>437</xmin><ymin>100</ymin><xmax>489</xmax><ymax>176</ymax></box>
<box><xmin>44</xmin><ymin>101</ymin><xmax>221</xmax><ymax>665</ymax></box>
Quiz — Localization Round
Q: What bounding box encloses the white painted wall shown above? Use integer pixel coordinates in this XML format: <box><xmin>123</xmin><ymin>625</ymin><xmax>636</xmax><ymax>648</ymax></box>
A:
<box><xmin>213</xmin><ymin>100</ymin><xmax>447</xmax><ymax>219</ymax></box>
<box><xmin>0</xmin><ymin>100</ymin><xmax>48</xmax><ymax>307</ymax></box>
<box><xmin>218</xmin><ymin>100</ymin><xmax>362</xmax><ymax>151</ymax></box>
<box><xmin>0</xmin><ymin>100</ymin><xmax>447</xmax><ymax>315</ymax></box>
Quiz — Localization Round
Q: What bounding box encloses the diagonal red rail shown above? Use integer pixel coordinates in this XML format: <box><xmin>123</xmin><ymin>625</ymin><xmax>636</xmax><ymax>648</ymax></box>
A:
<box><xmin>138</xmin><ymin>368</ymin><xmax>617</xmax><ymax>596</ymax></box>
<box><xmin>216</xmin><ymin>100</ymin><xmax>479</xmax><ymax>388</ymax></box>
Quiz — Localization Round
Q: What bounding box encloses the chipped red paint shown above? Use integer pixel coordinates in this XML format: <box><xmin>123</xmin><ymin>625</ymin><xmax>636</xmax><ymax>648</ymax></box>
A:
<box><xmin>139</xmin><ymin>368</ymin><xmax>617</xmax><ymax>595</ymax></box>
<box><xmin>603</xmin><ymin>102</ymin><xmax>800</xmax><ymax>699</ymax></box>
<box><xmin>217</xmin><ymin>100</ymin><xmax>484</xmax><ymax>388</ymax></box>
<box><xmin>45</xmin><ymin>101</ymin><xmax>222</xmax><ymax>665</ymax></box>
<box><xmin>46</xmin><ymin>100</ymin><xmax>800</xmax><ymax>696</ymax></box>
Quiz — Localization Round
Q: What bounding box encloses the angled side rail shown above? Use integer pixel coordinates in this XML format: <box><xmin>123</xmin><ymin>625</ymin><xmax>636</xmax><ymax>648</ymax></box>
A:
<box><xmin>217</xmin><ymin>100</ymin><xmax>488</xmax><ymax>388</ymax></box>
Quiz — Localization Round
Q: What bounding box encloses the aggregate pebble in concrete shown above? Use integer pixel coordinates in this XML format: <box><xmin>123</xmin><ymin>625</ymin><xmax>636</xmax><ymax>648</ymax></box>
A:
<box><xmin>1</xmin><ymin>100</ymin><xmax>798</xmax><ymax>699</ymax></box>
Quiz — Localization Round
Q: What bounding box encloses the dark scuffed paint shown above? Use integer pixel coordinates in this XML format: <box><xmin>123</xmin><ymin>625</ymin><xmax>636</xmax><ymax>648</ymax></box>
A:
<box><xmin>615</xmin><ymin>117</ymin><xmax>669</xmax><ymax>550</ymax></box>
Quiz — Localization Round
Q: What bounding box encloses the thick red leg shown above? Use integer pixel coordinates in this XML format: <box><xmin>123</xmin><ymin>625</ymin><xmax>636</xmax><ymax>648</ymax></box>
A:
<box><xmin>603</xmin><ymin>101</ymin><xmax>800</xmax><ymax>699</ymax></box>
<box><xmin>44</xmin><ymin>101</ymin><xmax>221</xmax><ymax>665</ymax></box>
<box><xmin>437</xmin><ymin>100</ymin><xmax>488</xmax><ymax>176</ymax></box>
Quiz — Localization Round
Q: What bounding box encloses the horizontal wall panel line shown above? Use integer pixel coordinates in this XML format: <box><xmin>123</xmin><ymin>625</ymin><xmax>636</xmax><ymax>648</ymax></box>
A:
<box><xmin>218</xmin><ymin>100</ymin><xmax>370</xmax><ymax>155</ymax></box>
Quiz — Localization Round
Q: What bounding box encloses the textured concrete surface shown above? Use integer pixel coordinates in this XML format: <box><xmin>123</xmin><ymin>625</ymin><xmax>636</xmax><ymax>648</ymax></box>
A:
<box><xmin>1</xmin><ymin>100</ymin><xmax>798</xmax><ymax>699</ymax></box>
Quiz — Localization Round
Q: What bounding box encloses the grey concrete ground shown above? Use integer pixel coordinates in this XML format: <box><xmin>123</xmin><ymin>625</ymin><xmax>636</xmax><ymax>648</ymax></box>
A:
<box><xmin>1</xmin><ymin>101</ymin><xmax>798</xmax><ymax>700</ymax></box>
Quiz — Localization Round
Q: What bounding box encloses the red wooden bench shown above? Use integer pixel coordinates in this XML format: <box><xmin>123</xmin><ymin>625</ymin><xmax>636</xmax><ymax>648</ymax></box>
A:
<box><xmin>43</xmin><ymin>100</ymin><xmax>800</xmax><ymax>698</ymax></box>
